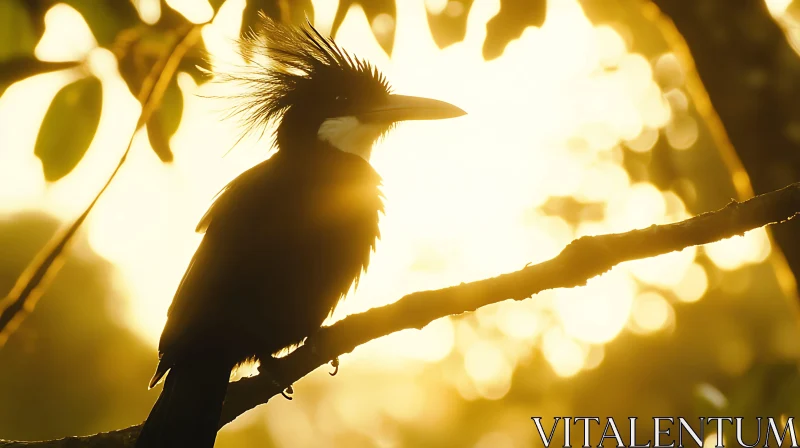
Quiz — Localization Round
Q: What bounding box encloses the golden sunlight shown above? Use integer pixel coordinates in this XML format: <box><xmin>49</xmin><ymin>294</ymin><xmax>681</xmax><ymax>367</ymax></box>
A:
<box><xmin>0</xmin><ymin>0</ymin><xmax>782</xmax><ymax>425</ymax></box>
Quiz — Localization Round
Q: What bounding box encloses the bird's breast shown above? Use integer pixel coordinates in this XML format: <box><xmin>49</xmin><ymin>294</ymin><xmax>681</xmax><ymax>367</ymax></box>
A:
<box><xmin>230</xmin><ymin>152</ymin><xmax>383</xmax><ymax>351</ymax></box>
<box><xmin>159</xmin><ymin>150</ymin><xmax>383</xmax><ymax>361</ymax></box>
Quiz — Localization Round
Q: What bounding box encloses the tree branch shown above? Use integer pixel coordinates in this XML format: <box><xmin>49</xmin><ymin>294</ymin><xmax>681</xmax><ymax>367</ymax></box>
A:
<box><xmin>644</xmin><ymin>0</ymin><xmax>800</xmax><ymax>283</ymax></box>
<box><xmin>3</xmin><ymin>182</ymin><xmax>799</xmax><ymax>447</ymax></box>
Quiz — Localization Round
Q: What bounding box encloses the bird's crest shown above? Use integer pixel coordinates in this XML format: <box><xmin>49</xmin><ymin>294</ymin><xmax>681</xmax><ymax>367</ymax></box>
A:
<box><xmin>221</xmin><ymin>14</ymin><xmax>392</xmax><ymax>140</ymax></box>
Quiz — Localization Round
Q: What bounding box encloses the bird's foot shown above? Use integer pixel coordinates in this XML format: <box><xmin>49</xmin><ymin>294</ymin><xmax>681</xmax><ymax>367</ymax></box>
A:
<box><xmin>329</xmin><ymin>357</ymin><xmax>340</xmax><ymax>376</ymax></box>
<box><xmin>304</xmin><ymin>333</ymin><xmax>339</xmax><ymax>376</ymax></box>
<box><xmin>259</xmin><ymin>356</ymin><xmax>294</xmax><ymax>401</ymax></box>
<box><xmin>280</xmin><ymin>384</ymin><xmax>294</xmax><ymax>400</ymax></box>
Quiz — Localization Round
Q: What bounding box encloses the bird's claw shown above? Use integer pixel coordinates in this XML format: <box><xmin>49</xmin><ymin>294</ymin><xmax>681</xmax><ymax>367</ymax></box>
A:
<box><xmin>280</xmin><ymin>384</ymin><xmax>294</xmax><ymax>400</ymax></box>
<box><xmin>261</xmin><ymin>357</ymin><xmax>294</xmax><ymax>400</ymax></box>
<box><xmin>329</xmin><ymin>357</ymin><xmax>340</xmax><ymax>376</ymax></box>
<box><xmin>270</xmin><ymin>377</ymin><xmax>294</xmax><ymax>400</ymax></box>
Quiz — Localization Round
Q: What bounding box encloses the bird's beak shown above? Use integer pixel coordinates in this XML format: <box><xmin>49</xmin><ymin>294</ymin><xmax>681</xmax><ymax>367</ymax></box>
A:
<box><xmin>359</xmin><ymin>94</ymin><xmax>467</xmax><ymax>123</ymax></box>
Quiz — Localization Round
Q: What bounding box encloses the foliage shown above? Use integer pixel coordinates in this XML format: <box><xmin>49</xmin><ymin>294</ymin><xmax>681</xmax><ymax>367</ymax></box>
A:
<box><xmin>0</xmin><ymin>0</ymin><xmax>547</xmax><ymax>348</ymax></box>
<box><xmin>0</xmin><ymin>0</ymin><xmax>546</xmax><ymax>181</ymax></box>
<box><xmin>34</xmin><ymin>76</ymin><xmax>102</xmax><ymax>180</ymax></box>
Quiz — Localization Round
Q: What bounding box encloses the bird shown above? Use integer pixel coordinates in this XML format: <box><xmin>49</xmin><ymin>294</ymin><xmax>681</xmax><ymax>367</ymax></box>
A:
<box><xmin>135</xmin><ymin>14</ymin><xmax>465</xmax><ymax>448</ymax></box>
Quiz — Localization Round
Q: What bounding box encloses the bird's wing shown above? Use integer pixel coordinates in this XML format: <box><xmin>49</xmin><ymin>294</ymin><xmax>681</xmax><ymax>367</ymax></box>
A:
<box><xmin>195</xmin><ymin>155</ymin><xmax>273</xmax><ymax>234</ymax></box>
<box><xmin>155</xmin><ymin>157</ymin><xmax>281</xmax><ymax>372</ymax></box>
<box><xmin>152</xmin><ymin>150</ymin><xmax>383</xmax><ymax>383</ymax></box>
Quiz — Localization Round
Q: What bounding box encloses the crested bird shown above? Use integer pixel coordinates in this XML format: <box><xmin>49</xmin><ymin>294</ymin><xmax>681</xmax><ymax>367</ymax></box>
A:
<box><xmin>135</xmin><ymin>14</ymin><xmax>465</xmax><ymax>448</ymax></box>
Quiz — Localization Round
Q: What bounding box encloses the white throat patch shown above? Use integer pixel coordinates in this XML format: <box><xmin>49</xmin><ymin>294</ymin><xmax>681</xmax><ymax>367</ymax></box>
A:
<box><xmin>317</xmin><ymin>116</ymin><xmax>387</xmax><ymax>161</ymax></box>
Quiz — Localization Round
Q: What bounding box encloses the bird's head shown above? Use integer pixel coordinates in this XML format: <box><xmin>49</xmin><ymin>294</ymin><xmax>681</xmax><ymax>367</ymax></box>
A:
<box><xmin>226</xmin><ymin>14</ymin><xmax>466</xmax><ymax>161</ymax></box>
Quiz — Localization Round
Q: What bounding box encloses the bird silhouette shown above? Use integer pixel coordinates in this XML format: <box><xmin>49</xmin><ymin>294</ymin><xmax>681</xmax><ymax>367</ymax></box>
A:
<box><xmin>135</xmin><ymin>14</ymin><xmax>465</xmax><ymax>448</ymax></box>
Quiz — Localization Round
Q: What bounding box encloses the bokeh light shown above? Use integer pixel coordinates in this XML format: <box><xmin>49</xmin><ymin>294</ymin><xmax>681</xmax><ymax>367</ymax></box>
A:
<box><xmin>1</xmin><ymin>0</ymin><xmax>798</xmax><ymax>445</ymax></box>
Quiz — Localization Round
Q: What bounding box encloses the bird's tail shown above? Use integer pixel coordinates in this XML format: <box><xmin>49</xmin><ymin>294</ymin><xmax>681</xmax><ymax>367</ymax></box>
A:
<box><xmin>135</xmin><ymin>357</ymin><xmax>231</xmax><ymax>448</ymax></box>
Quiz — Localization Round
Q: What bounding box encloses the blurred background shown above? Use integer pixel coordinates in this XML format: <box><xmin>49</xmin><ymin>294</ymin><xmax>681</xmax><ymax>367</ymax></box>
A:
<box><xmin>2</xmin><ymin>0</ymin><xmax>800</xmax><ymax>446</ymax></box>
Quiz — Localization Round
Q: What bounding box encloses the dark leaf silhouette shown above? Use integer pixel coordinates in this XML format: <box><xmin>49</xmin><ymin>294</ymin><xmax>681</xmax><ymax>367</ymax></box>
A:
<box><xmin>483</xmin><ymin>0</ymin><xmax>547</xmax><ymax>60</ymax></box>
<box><xmin>426</xmin><ymin>0</ymin><xmax>475</xmax><ymax>50</ymax></box>
<box><xmin>331</xmin><ymin>0</ymin><xmax>395</xmax><ymax>55</ymax></box>
<box><xmin>157</xmin><ymin>1</ymin><xmax>212</xmax><ymax>85</ymax></box>
<box><xmin>114</xmin><ymin>2</ymin><xmax>210</xmax><ymax>161</ymax></box>
<box><xmin>236</xmin><ymin>0</ymin><xmax>314</xmax><ymax>60</ymax></box>
<box><xmin>239</xmin><ymin>0</ymin><xmax>315</xmax><ymax>56</ymax></box>
<box><xmin>146</xmin><ymin>77</ymin><xmax>183</xmax><ymax>162</ymax></box>
<box><xmin>34</xmin><ymin>76</ymin><xmax>103</xmax><ymax>181</ymax></box>
<box><xmin>116</xmin><ymin>2</ymin><xmax>192</xmax><ymax>98</ymax></box>
<box><xmin>241</xmin><ymin>0</ymin><xmax>280</xmax><ymax>40</ymax></box>
<box><xmin>156</xmin><ymin>0</ymin><xmax>194</xmax><ymax>31</ymax></box>
<box><xmin>0</xmin><ymin>23</ymin><xmax>203</xmax><ymax>351</ymax></box>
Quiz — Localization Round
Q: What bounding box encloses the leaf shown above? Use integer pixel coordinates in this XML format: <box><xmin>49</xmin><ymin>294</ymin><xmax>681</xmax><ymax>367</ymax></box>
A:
<box><xmin>156</xmin><ymin>0</ymin><xmax>193</xmax><ymax>31</ymax></box>
<box><xmin>117</xmin><ymin>25</ymin><xmax>186</xmax><ymax>100</ymax></box>
<box><xmin>239</xmin><ymin>0</ymin><xmax>315</xmax><ymax>53</ymax></box>
<box><xmin>34</xmin><ymin>76</ymin><xmax>103</xmax><ymax>181</ymax></box>
<box><xmin>426</xmin><ymin>0</ymin><xmax>475</xmax><ymax>50</ymax></box>
<box><xmin>156</xmin><ymin>0</ymin><xmax>209</xmax><ymax>84</ymax></box>
<box><xmin>117</xmin><ymin>31</ymin><xmax>179</xmax><ymax>98</ymax></box>
<box><xmin>242</xmin><ymin>0</ymin><xmax>280</xmax><ymax>38</ymax></box>
<box><xmin>0</xmin><ymin>0</ymin><xmax>39</xmax><ymax>61</ymax></box>
<box><xmin>116</xmin><ymin>2</ymin><xmax>211</xmax><ymax>100</ymax></box>
<box><xmin>331</xmin><ymin>0</ymin><xmax>395</xmax><ymax>55</ymax></box>
<box><xmin>158</xmin><ymin>1</ymin><xmax>212</xmax><ymax>85</ymax></box>
<box><xmin>61</xmin><ymin>0</ymin><xmax>140</xmax><ymax>47</ymax></box>
<box><xmin>483</xmin><ymin>0</ymin><xmax>547</xmax><ymax>60</ymax></box>
<box><xmin>146</xmin><ymin>77</ymin><xmax>183</xmax><ymax>162</ymax></box>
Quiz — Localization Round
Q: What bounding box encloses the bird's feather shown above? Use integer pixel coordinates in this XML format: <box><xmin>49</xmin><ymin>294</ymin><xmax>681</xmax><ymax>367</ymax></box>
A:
<box><xmin>154</xmin><ymin>148</ymin><xmax>382</xmax><ymax>381</ymax></box>
<box><xmin>220</xmin><ymin>14</ymin><xmax>391</xmax><ymax>140</ymax></box>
